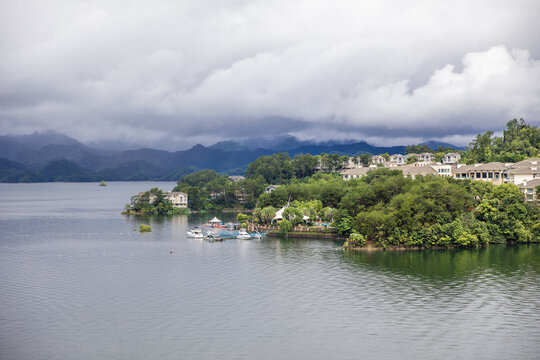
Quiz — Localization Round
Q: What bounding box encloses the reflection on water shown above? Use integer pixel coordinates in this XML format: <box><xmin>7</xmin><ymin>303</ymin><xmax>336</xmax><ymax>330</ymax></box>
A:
<box><xmin>343</xmin><ymin>245</ymin><xmax>540</xmax><ymax>279</ymax></box>
<box><xmin>0</xmin><ymin>183</ymin><xmax>539</xmax><ymax>360</ymax></box>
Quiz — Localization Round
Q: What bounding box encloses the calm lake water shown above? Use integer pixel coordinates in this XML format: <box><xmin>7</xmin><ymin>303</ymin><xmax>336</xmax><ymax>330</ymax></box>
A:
<box><xmin>0</xmin><ymin>182</ymin><xmax>539</xmax><ymax>360</ymax></box>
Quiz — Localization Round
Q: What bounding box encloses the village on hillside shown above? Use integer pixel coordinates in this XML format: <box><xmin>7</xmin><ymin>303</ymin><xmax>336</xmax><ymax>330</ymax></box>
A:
<box><xmin>340</xmin><ymin>154</ymin><xmax>539</xmax><ymax>204</ymax></box>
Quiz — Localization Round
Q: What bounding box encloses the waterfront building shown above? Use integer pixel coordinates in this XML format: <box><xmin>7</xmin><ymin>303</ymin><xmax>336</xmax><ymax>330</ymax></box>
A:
<box><xmin>165</xmin><ymin>191</ymin><xmax>188</xmax><ymax>208</ymax></box>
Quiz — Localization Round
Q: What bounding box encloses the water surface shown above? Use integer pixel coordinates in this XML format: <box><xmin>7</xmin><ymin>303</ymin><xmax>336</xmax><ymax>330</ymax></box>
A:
<box><xmin>0</xmin><ymin>182</ymin><xmax>539</xmax><ymax>360</ymax></box>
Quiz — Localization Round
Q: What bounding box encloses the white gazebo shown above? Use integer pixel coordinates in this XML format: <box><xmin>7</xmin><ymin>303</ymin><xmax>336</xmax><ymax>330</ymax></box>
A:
<box><xmin>209</xmin><ymin>217</ymin><xmax>221</xmax><ymax>224</ymax></box>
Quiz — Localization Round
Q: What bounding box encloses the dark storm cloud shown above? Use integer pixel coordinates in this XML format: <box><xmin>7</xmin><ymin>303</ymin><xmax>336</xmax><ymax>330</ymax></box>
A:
<box><xmin>1</xmin><ymin>0</ymin><xmax>539</xmax><ymax>149</ymax></box>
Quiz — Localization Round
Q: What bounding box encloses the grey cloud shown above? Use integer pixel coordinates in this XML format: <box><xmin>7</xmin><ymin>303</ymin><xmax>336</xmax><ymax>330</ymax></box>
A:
<box><xmin>1</xmin><ymin>0</ymin><xmax>539</xmax><ymax>149</ymax></box>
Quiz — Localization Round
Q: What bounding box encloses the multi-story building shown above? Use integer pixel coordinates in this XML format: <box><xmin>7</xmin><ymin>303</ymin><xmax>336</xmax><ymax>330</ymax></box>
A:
<box><xmin>517</xmin><ymin>179</ymin><xmax>540</xmax><ymax>204</ymax></box>
<box><xmin>165</xmin><ymin>192</ymin><xmax>188</xmax><ymax>208</ymax></box>
<box><xmin>389</xmin><ymin>154</ymin><xmax>407</xmax><ymax>166</ymax></box>
<box><xmin>417</xmin><ymin>152</ymin><xmax>435</xmax><ymax>162</ymax></box>
<box><xmin>452</xmin><ymin>163</ymin><xmax>508</xmax><ymax>185</ymax></box>
<box><xmin>506</xmin><ymin>158</ymin><xmax>539</xmax><ymax>184</ymax></box>
<box><xmin>442</xmin><ymin>152</ymin><xmax>461</xmax><ymax>164</ymax></box>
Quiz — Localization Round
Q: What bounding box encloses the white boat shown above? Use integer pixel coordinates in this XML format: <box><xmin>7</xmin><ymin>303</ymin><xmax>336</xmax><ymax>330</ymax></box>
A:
<box><xmin>187</xmin><ymin>228</ymin><xmax>204</xmax><ymax>239</ymax></box>
<box><xmin>205</xmin><ymin>231</ymin><xmax>223</xmax><ymax>242</ymax></box>
<box><xmin>237</xmin><ymin>228</ymin><xmax>252</xmax><ymax>240</ymax></box>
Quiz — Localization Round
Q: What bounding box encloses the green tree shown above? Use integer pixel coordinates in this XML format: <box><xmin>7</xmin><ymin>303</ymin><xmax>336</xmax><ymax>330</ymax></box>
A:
<box><xmin>359</xmin><ymin>154</ymin><xmax>372</xmax><ymax>167</ymax></box>
<box><xmin>279</xmin><ymin>219</ymin><xmax>293</xmax><ymax>234</ymax></box>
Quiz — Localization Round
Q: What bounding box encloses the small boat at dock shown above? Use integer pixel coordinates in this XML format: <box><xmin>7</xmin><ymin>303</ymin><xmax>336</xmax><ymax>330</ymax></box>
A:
<box><xmin>205</xmin><ymin>231</ymin><xmax>223</xmax><ymax>242</ymax></box>
<box><xmin>237</xmin><ymin>228</ymin><xmax>252</xmax><ymax>240</ymax></box>
<box><xmin>187</xmin><ymin>227</ymin><xmax>204</xmax><ymax>239</ymax></box>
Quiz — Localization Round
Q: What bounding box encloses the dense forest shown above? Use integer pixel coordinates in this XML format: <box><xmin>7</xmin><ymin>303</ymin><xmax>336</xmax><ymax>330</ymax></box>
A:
<box><xmin>250</xmin><ymin>169</ymin><xmax>539</xmax><ymax>248</ymax></box>
<box><xmin>462</xmin><ymin>118</ymin><xmax>539</xmax><ymax>163</ymax></box>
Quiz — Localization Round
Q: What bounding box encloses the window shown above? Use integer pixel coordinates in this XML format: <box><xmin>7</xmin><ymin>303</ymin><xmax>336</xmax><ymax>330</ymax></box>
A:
<box><xmin>488</xmin><ymin>172</ymin><xmax>493</xmax><ymax>178</ymax></box>
<box><xmin>482</xmin><ymin>172</ymin><xmax>487</xmax><ymax>179</ymax></box>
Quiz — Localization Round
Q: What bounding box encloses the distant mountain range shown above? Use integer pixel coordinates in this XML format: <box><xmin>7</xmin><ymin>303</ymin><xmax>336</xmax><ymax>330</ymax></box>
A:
<box><xmin>0</xmin><ymin>131</ymin><xmax>465</xmax><ymax>182</ymax></box>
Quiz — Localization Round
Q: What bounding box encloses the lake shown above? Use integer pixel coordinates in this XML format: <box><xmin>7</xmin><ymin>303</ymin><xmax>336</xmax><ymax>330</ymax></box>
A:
<box><xmin>0</xmin><ymin>182</ymin><xmax>539</xmax><ymax>360</ymax></box>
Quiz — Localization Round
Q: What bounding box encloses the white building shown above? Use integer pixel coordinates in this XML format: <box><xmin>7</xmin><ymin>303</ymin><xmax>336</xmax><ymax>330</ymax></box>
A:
<box><xmin>506</xmin><ymin>158</ymin><xmax>539</xmax><ymax>185</ymax></box>
<box><xmin>430</xmin><ymin>164</ymin><xmax>452</xmax><ymax>177</ymax></box>
<box><xmin>517</xmin><ymin>179</ymin><xmax>540</xmax><ymax>204</ymax></box>
<box><xmin>389</xmin><ymin>154</ymin><xmax>407</xmax><ymax>165</ymax></box>
<box><xmin>340</xmin><ymin>167</ymin><xmax>372</xmax><ymax>180</ymax></box>
<box><xmin>417</xmin><ymin>152</ymin><xmax>435</xmax><ymax>162</ymax></box>
<box><xmin>165</xmin><ymin>191</ymin><xmax>188</xmax><ymax>208</ymax></box>
<box><xmin>371</xmin><ymin>155</ymin><xmax>386</xmax><ymax>165</ymax></box>
<box><xmin>442</xmin><ymin>152</ymin><xmax>461</xmax><ymax>164</ymax></box>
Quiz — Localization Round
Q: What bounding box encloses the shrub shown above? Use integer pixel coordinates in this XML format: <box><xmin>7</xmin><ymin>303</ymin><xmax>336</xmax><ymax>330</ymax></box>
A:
<box><xmin>344</xmin><ymin>232</ymin><xmax>367</xmax><ymax>248</ymax></box>
<box><xmin>279</xmin><ymin>219</ymin><xmax>293</xmax><ymax>234</ymax></box>
<box><xmin>139</xmin><ymin>224</ymin><xmax>152</xmax><ymax>232</ymax></box>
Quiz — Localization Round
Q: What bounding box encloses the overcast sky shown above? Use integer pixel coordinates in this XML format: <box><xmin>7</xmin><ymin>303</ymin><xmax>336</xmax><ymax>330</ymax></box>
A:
<box><xmin>1</xmin><ymin>0</ymin><xmax>539</xmax><ymax>150</ymax></box>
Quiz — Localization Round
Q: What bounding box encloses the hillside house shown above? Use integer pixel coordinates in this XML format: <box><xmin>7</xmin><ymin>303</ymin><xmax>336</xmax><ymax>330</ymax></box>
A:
<box><xmin>442</xmin><ymin>152</ymin><xmax>461</xmax><ymax>164</ymax></box>
<box><xmin>341</xmin><ymin>167</ymin><xmax>372</xmax><ymax>180</ymax></box>
<box><xmin>389</xmin><ymin>154</ymin><xmax>407</xmax><ymax>165</ymax></box>
<box><xmin>398</xmin><ymin>164</ymin><xmax>438</xmax><ymax>179</ymax></box>
<box><xmin>417</xmin><ymin>152</ymin><xmax>435</xmax><ymax>162</ymax></box>
<box><xmin>506</xmin><ymin>158</ymin><xmax>539</xmax><ymax>184</ymax></box>
<box><xmin>430</xmin><ymin>164</ymin><xmax>452</xmax><ymax>177</ymax></box>
<box><xmin>371</xmin><ymin>155</ymin><xmax>386</xmax><ymax>165</ymax></box>
<box><xmin>517</xmin><ymin>179</ymin><xmax>540</xmax><ymax>204</ymax></box>
<box><xmin>452</xmin><ymin>163</ymin><xmax>508</xmax><ymax>185</ymax></box>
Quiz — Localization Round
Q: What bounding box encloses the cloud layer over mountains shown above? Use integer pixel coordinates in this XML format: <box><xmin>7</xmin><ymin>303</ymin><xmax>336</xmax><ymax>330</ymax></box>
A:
<box><xmin>1</xmin><ymin>0</ymin><xmax>539</xmax><ymax>149</ymax></box>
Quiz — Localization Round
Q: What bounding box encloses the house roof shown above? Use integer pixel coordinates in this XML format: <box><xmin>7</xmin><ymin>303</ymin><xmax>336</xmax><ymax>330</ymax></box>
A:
<box><xmin>167</xmin><ymin>191</ymin><xmax>187</xmax><ymax>196</ymax></box>
<box><xmin>340</xmin><ymin>167</ymin><xmax>372</xmax><ymax>176</ymax></box>
<box><xmin>453</xmin><ymin>162</ymin><xmax>508</xmax><ymax>172</ymax></box>
<box><xmin>512</xmin><ymin>158</ymin><xmax>540</xmax><ymax>167</ymax></box>
<box><xmin>471</xmin><ymin>162</ymin><xmax>508</xmax><ymax>171</ymax></box>
<box><xmin>517</xmin><ymin>179</ymin><xmax>540</xmax><ymax>188</ymax></box>
<box><xmin>507</xmin><ymin>166</ymin><xmax>539</xmax><ymax>175</ymax></box>
<box><xmin>398</xmin><ymin>164</ymin><xmax>438</xmax><ymax>176</ymax></box>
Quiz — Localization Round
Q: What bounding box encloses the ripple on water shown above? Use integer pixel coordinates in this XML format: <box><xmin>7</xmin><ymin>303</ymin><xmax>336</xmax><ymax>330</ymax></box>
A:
<box><xmin>1</xmin><ymin>220</ymin><xmax>540</xmax><ymax>360</ymax></box>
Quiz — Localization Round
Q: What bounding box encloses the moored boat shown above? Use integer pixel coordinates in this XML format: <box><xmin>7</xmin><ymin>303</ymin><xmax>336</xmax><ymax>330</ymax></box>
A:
<box><xmin>237</xmin><ymin>228</ymin><xmax>252</xmax><ymax>240</ymax></box>
<box><xmin>187</xmin><ymin>227</ymin><xmax>204</xmax><ymax>239</ymax></box>
<box><xmin>205</xmin><ymin>231</ymin><xmax>223</xmax><ymax>241</ymax></box>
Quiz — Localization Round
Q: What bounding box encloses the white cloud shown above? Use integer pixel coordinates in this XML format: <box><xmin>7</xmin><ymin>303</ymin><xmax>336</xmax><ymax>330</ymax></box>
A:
<box><xmin>0</xmin><ymin>0</ymin><xmax>539</xmax><ymax>149</ymax></box>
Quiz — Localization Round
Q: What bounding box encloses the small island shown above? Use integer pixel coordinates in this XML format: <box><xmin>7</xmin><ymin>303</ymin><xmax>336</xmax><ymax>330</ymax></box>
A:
<box><xmin>123</xmin><ymin>188</ymin><xmax>189</xmax><ymax>216</ymax></box>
